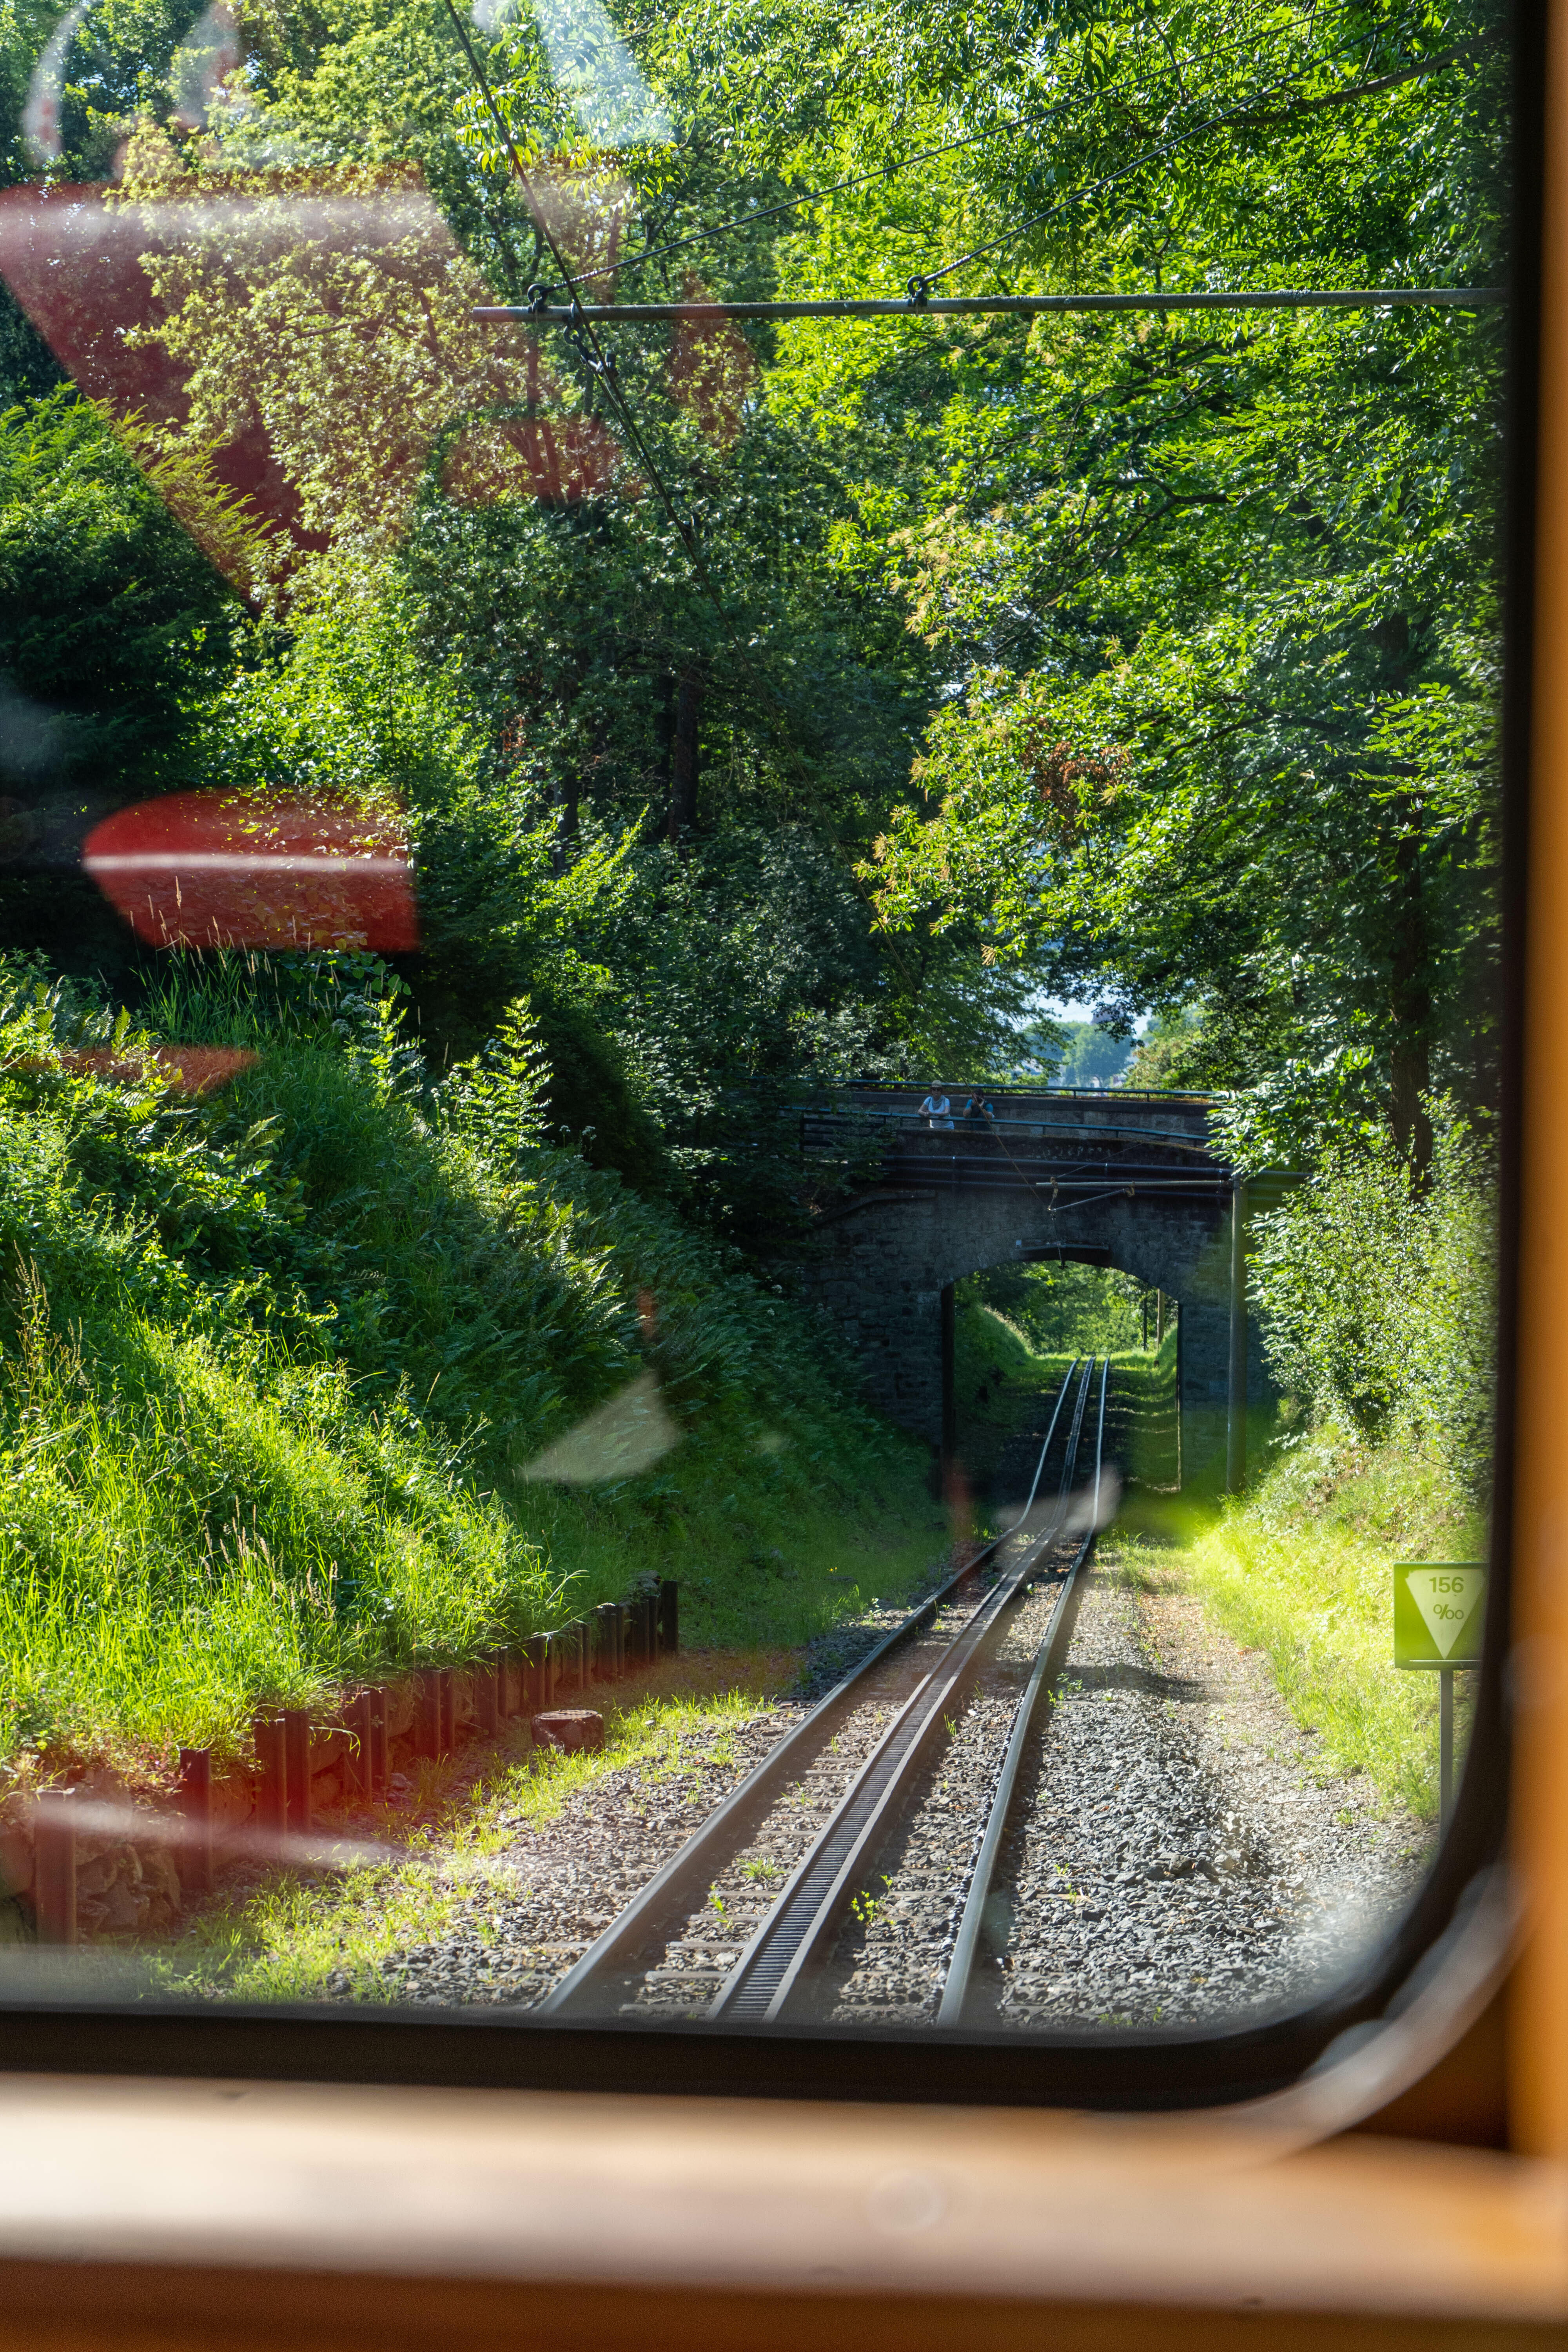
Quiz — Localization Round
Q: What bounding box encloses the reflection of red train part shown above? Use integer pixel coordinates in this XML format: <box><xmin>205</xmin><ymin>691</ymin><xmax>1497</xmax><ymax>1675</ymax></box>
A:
<box><xmin>62</xmin><ymin>1045</ymin><xmax>258</xmax><ymax>1095</ymax></box>
<box><xmin>0</xmin><ymin>182</ymin><xmax>316</xmax><ymax>571</ymax></box>
<box><xmin>82</xmin><ymin>793</ymin><xmax>417</xmax><ymax>953</ymax></box>
<box><xmin>0</xmin><ymin>173</ymin><xmax>629</xmax><ymax>574</ymax></box>
<box><xmin>11</xmin><ymin>1045</ymin><xmax>258</xmax><ymax>1096</ymax></box>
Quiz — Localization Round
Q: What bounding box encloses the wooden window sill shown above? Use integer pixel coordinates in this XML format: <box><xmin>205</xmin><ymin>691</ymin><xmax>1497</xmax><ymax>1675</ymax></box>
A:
<box><xmin>0</xmin><ymin>2073</ymin><xmax>1562</xmax><ymax>2350</ymax></box>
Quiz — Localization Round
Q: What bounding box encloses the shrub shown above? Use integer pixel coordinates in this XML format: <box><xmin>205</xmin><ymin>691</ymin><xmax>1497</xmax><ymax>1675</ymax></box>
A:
<box><xmin>1250</xmin><ymin>1109</ymin><xmax>1496</xmax><ymax>1498</ymax></box>
<box><xmin>967</xmin><ymin>1259</ymin><xmax>1145</xmax><ymax>1355</ymax></box>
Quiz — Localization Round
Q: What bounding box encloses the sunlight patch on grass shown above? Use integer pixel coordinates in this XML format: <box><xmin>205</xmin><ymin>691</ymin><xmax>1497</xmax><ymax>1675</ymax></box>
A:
<box><xmin>1174</xmin><ymin>1425</ymin><xmax>1485</xmax><ymax>1820</ymax></box>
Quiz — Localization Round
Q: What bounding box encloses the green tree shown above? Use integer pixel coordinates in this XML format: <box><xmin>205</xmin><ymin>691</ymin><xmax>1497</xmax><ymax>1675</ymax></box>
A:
<box><xmin>0</xmin><ymin>387</ymin><xmax>249</xmax><ymax>978</ymax></box>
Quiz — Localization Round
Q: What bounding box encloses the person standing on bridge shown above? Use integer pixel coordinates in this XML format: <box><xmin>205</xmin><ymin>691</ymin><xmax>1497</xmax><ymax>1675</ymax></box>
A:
<box><xmin>919</xmin><ymin>1087</ymin><xmax>954</xmax><ymax>1130</ymax></box>
<box><xmin>961</xmin><ymin>1093</ymin><xmax>997</xmax><ymax>1131</ymax></box>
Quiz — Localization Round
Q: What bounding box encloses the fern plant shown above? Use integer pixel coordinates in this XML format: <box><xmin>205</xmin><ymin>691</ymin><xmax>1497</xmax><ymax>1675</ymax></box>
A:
<box><xmin>442</xmin><ymin>997</ymin><xmax>552</xmax><ymax>1170</ymax></box>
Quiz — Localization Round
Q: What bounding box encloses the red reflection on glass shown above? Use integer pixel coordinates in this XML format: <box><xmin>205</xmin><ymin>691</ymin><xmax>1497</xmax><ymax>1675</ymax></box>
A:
<box><xmin>0</xmin><ymin>180</ymin><xmax>313</xmax><ymax>575</ymax></box>
<box><xmin>82</xmin><ymin>792</ymin><xmax>417</xmax><ymax>951</ymax></box>
<box><xmin>0</xmin><ymin>160</ymin><xmax>635</xmax><ymax>577</ymax></box>
<box><xmin>668</xmin><ymin>276</ymin><xmax>757</xmax><ymax>448</ymax></box>
<box><xmin>63</xmin><ymin>1044</ymin><xmax>258</xmax><ymax>1094</ymax></box>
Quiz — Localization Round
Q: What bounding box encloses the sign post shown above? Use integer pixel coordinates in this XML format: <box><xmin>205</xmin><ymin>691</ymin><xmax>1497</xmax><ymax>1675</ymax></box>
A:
<box><xmin>1394</xmin><ymin>1563</ymin><xmax>1487</xmax><ymax>1835</ymax></box>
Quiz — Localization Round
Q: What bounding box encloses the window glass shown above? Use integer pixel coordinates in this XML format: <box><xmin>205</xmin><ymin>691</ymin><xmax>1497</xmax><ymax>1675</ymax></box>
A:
<box><xmin>0</xmin><ymin>0</ymin><xmax>1508</xmax><ymax>2057</ymax></box>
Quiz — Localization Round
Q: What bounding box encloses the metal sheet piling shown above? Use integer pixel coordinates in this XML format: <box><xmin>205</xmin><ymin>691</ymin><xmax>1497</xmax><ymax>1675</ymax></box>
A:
<box><xmin>177</xmin><ymin>1747</ymin><xmax>213</xmax><ymax>1895</ymax></box>
<box><xmin>282</xmin><ymin>1710</ymin><xmax>312</xmax><ymax>1837</ymax></box>
<box><xmin>254</xmin><ymin>1717</ymin><xmax>286</xmax><ymax>1853</ymax></box>
<box><xmin>34</xmin><ymin>1788</ymin><xmax>76</xmax><ymax>1947</ymax></box>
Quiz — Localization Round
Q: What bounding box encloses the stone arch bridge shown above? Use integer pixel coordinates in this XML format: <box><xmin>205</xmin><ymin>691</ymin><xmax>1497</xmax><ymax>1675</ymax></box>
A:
<box><xmin>788</xmin><ymin>1083</ymin><xmax>1284</xmax><ymax>1490</ymax></box>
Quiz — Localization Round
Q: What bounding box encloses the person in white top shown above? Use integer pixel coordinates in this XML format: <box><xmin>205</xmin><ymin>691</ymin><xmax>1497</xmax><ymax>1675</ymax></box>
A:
<box><xmin>918</xmin><ymin>1089</ymin><xmax>954</xmax><ymax>1130</ymax></box>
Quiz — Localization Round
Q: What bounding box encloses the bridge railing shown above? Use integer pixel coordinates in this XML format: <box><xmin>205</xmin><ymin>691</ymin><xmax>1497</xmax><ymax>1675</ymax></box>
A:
<box><xmin>796</xmin><ymin>1104</ymin><xmax>1227</xmax><ymax>1159</ymax></box>
<box><xmin>796</xmin><ymin>1080</ymin><xmax>1216</xmax><ymax>1107</ymax></box>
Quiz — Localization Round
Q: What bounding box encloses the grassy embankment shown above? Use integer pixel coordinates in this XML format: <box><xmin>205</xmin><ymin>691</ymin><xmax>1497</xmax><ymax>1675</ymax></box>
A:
<box><xmin>154</xmin><ymin>1652</ymin><xmax>798</xmax><ymax>2003</ymax></box>
<box><xmin>152</xmin><ymin>1327</ymin><xmax>1472</xmax><ymax>1995</ymax></box>
<box><xmin>0</xmin><ymin>959</ymin><xmax>945</xmax><ymax>1785</ymax></box>
<box><xmin>152</xmin><ymin>1273</ymin><xmax>1135</xmax><ymax>1997</ymax></box>
<box><xmin>1168</xmin><ymin>1427</ymin><xmax>1485</xmax><ymax>1821</ymax></box>
<box><xmin>1167</xmin><ymin>1110</ymin><xmax>1496</xmax><ymax>1822</ymax></box>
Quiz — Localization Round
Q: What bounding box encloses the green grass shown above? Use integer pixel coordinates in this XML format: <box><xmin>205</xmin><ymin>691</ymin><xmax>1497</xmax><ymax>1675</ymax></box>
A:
<box><xmin>0</xmin><ymin>1271</ymin><xmax>943</xmax><ymax>1782</ymax></box>
<box><xmin>0</xmin><ymin>958</ymin><xmax>944</xmax><ymax>1780</ymax></box>
<box><xmin>1103</xmin><ymin>1327</ymin><xmax>1180</xmax><ymax>1498</ymax></box>
<box><xmin>1173</xmin><ymin>1422</ymin><xmax>1486</xmax><ymax>1819</ymax></box>
<box><xmin>952</xmin><ymin>1299</ymin><xmax>1076</xmax><ymax>1496</ymax></box>
<box><xmin>0</xmin><ymin>1307</ymin><xmax>557</xmax><ymax>1773</ymax></box>
<box><xmin>952</xmin><ymin>1300</ymin><xmax>1169</xmax><ymax>1504</ymax></box>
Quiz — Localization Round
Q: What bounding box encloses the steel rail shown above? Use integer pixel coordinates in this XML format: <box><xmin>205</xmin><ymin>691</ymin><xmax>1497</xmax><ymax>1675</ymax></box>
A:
<box><xmin>707</xmin><ymin>1359</ymin><xmax>1103</xmax><ymax>2026</ymax></box>
<box><xmin>537</xmin><ymin>1362</ymin><xmax>1084</xmax><ymax>2020</ymax></box>
<box><xmin>475</xmin><ymin>287</ymin><xmax>1503</xmax><ymax>326</ymax></box>
<box><xmin>936</xmin><ymin>1357</ymin><xmax>1111</xmax><ymax>2027</ymax></box>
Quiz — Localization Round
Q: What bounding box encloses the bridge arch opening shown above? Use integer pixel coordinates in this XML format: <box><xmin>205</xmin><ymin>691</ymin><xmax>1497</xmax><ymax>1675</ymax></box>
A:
<box><xmin>945</xmin><ymin>1258</ymin><xmax>1181</xmax><ymax>1510</ymax></box>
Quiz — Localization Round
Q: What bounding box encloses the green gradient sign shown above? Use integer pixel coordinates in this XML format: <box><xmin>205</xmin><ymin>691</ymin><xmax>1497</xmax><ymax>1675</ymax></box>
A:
<box><xmin>1394</xmin><ymin>1564</ymin><xmax>1486</xmax><ymax>1670</ymax></box>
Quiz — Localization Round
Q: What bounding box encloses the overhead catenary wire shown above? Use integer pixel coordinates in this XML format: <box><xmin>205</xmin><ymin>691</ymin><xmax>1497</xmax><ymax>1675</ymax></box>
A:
<box><xmin>472</xmin><ymin>20</ymin><xmax>1498</xmax><ymax>325</ymax></box>
<box><xmin>475</xmin><ymin>285</ymin><xmax>1503</xmax><ymax>323</ymax></box>
<box><xmin>528</xmin><ymin>116</ymin><xmax>1072</xmax><ymax>299</ymax></box>
<box><xmin>451</xmin><ymin>0</ymin><xmax>1492</xmax><ymax>1002</ymax></box>
<box><xmin>441</xmin><ymin>0</ymin><xmax>866</xmax><ymax>832</ymax></box>
<box><xmin>441</xmin><ymin>0</ymin><xmax>942</xmax><ymax>1011</ymax></box>
<box><xmin>441</xmin><ymin>0</ymin><xmax>725</xmax><ymax>606</ymax></box>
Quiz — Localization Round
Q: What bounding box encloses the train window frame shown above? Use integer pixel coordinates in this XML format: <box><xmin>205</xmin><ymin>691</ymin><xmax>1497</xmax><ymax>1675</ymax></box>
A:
<box><xmin>0</xmin><ymin>0</ymin><xmax>1560</xmax><ymax>2225</ymax></box>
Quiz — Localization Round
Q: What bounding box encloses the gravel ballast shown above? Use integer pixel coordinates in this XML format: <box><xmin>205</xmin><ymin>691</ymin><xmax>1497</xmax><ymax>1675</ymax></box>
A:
<box><xmin>991</xmin><ymin>1551</ymin><xmax>1432</xmax><ymax>2029</ymax></box>
<box><xmin>324</xmin><ymin>1540</ymin><xmax>1429</xmax><ymax>2030</ymax></box>
<box><xmin>789</xmin><ymin>1543</ymin><xmax>1429</xmax><ymax>2032</ymax></box>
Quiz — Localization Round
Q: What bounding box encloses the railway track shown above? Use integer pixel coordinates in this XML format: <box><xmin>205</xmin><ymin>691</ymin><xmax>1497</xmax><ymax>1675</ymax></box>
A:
<box><xmin>541</xmin><ymin>1356</ymin><xmax>1112</xmax><ymax>2029</ymax></box>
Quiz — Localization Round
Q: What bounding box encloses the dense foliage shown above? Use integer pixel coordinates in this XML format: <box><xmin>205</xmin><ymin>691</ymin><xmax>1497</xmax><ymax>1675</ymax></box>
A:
<box><xmin>0</xmin><ymin>0</ymin><xmax>1510</xmax><ymax>1581</ymax></box>
<box><xmin>0</xmin><ymin>0</ymin><xmax>1509</xmax><ymax>1187</ymax></box>
<box><xmin>966</xmin><ymin>1258</ymin><xmax>1147</xmax><ymax>1356</ymax></box>
<box><xmin>1251</xmin><ymin>1108</ymin><xmax>1495</xmax><ymax>1495</ymax></box>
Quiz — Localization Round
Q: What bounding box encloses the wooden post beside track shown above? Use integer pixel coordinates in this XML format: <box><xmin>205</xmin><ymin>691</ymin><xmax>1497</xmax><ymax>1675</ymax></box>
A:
<box><xmin>940</xmin><ymin>1281</ymin><xmax>957</xmax><ymax>1495</ymax></box>
<box><xmin>1225</xmin><ymin>1177</ymin><xmax>1249</xmax><ymax>1494</ymax></box>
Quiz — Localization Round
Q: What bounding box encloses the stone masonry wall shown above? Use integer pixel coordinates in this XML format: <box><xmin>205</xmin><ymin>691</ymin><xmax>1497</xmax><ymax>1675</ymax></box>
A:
<box><xmin>791</xmin><ymin>1181</ymin><xmax>1274</xmax><ymax>1486</ymax></box>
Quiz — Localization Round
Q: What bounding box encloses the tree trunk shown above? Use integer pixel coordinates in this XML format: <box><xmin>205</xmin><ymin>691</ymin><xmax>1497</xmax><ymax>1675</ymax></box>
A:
<box><xmin>1389</xmin><ymin>820</ymin><xmax>1434</xmax><ymax>1188</ymax></box>
<box><xmin>1372</xmin><ymin>614</ymin><xmax>1434</xmax><ymax>1188</ymax></box>
<box><xmin>667</xmin><ymin>673</ymin><xmax>702</xmax><ymax>847</ymax></box>
<box><xmin>551</xmin><ymin>768</ymin><xmax>580</xmax><ymax>879</ymax></box>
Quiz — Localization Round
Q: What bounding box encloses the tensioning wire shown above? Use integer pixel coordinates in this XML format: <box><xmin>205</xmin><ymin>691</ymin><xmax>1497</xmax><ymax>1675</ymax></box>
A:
<box><xmin>441</xmin><ymin>0</ymin><xmax>733</xmax><ymax>608</ymax></box>
<box><xmin>911</xmin><ymin>28</ymin><xmax>1488</xmax><ymax>296</ymax></box>
<box><xmin>439</xmin><ymin>0</ymin><xmax>934</xmax><ymax>998</ymax></box>
<box><xmin>497</xmin><ymin>0</ymin><xmax>1442</xmax><ymax>301</ymax></box>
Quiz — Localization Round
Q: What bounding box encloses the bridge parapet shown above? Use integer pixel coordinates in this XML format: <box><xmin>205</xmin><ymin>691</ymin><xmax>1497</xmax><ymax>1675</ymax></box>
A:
<box><xmin>802</xmin><ymin>1080</ymin><xmax>1217</xmax><ymax>1136</ymax></box>
<box><xmin>797</xmin><ymin>1084</ymin><xmax>1231</xmax><ymax>1204</ymax></box>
